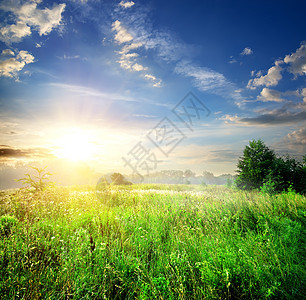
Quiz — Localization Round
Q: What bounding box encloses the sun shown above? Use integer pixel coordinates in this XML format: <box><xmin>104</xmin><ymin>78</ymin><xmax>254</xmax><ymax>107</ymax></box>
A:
<box><xmin>53</xmin><ymin>128</ymin><xmax>98</xmax><ymax>162</ymax></box>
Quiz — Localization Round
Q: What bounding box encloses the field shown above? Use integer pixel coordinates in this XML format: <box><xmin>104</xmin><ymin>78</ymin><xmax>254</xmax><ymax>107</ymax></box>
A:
<box><xmin>0</xmin><ymin>184</ymin><xmax>305</xmax><ymax>299</ymax></box>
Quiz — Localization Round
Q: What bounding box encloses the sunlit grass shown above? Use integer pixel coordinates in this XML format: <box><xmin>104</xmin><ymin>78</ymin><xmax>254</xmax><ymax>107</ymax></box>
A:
<box><xmin>0</xmin><ymin>184</ymin><xmax>305</xmax><ymax>299</ymax></box>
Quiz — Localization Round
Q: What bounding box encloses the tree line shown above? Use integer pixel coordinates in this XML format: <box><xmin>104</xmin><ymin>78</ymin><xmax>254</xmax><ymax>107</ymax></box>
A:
<box><xmin>236</xmin><ymin>139</ymin><xmax>305</xmax><ymax>194</ymax></box>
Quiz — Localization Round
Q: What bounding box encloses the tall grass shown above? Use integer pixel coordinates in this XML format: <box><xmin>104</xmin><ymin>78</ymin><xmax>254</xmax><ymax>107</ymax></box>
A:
<box><xmin>0</xmin><ymin>184</ymin><xmax>305</xmax><ymax>299</ymax></box>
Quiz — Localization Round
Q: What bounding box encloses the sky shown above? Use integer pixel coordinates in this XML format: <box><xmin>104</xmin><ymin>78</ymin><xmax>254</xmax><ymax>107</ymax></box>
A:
<box><xmin>0</xmin><ymin>0</ymin><xmax>305</xmax><ymax>184</ymax></box>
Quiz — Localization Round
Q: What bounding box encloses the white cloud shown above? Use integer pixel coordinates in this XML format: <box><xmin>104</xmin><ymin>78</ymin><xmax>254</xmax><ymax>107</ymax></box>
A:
<box><xmin>284</xmin><ymin>42</ymin><xmax>306</xmax><ymax>77</ymax></box>
<box><xmin>116</xmin><ymin>43</ymin><xmax>143</xmax><ymax>70</ymax></box>
<box><xmin>57</xmin><ymin>54</ymin><xmax>80</xmax><ymax>60</ymax></box>
<box><xmin>111</xmin><ymin>19</ymin><xmax>162</xmax><ymax>86</ymax></box>
<box><xmin>283</xmin><ymin>128</ymin><xmax>306</xmax><ymax>153</ymax></box>
<box><xmin>0</xmin><ymin>50</ymin><xmax>34</xmax><ymax>79</ymax></box>
<box><xmin>0</xmin><ymin>1</ymin><xmax>65</xmax><ymax>44</ymax></box>
<box><xmin>219</xmin><ymin>114</ymin><xmax>240</xmax><ymax>124</ymax></box>
<box><xmin>144</xmin><ymin>74</ymin><xmax>162</xmax><ymax>87</ymax></box>
<box><xmin>119</xmin><ymin>42</ymin><xmax>142</xmax><ymax>54</ymax></box>
<box><xmin>241</xmin><ymin>47</ymin><xmax>253</xmax><ymax>56</ymax></box>
<box><xmin>229</xmin><ymin>56</ymin><xmax>237</xmax><ymax>64</ymax></box>
<box><xmin>123</xmin><ymin>52</ymin><xmax>138</xmax><ymax>58</ymax></box>
<box><xmin>286</xmin><ymin>128</ymin><xmax>306</xmax><ymax>145</ymax></box>
<box><xmin>175</xmin><ymin>61</ymin><xmax>241</xmax><ymax>100</ymax></box>
<box><xmin>1</xmin><ymin>49</ymin><xmax>15</xmax><ymax>56</ymax></box>
<box><xmin>119</xmin><ymin>1</ymin><xmax>135</xmax><ymax>9</ymax></box>
<box><xmin>302</xmin><ymin>88</ymin><xmax>306</xmax><ymax>102</ymax></box>
<box><xmin>257</xmin><ymin>88</ymin><xmax>285</xmax><ymax>102</ymax></box>
<box><xmin>117</xmin><ymin>58</ymin><xmax>133</xmax><ymax>70</ymax></box>
<box><xmin>247</xmin><ymin>43</ymin><xmax>306</xmax><ymax>90</ymax></box>
<box><xmin>144</xmin><ymin>74</ymin><xmax>156</xmax><ymax>81</ymax></box>
<box><xmin>112</xmin><ymin>20</ymin><xmax>133</xmax><ymax>44</ymax></box>
<box><xmin>247</xmin><ymin>60</ymin><xmax>283</xmax><ymax>89</ymax></box>
<box><xmin>132</xmin><ymin>63</ymin><xmax>147</xmax><ymax>71</ymax></box>
<box><xmin>18</xmin><ymin>50</ymin><xmax>35</xmax><ymax>64</ymax></box>
<box><xmin>0</xmin><ymin>21</ymin><xmax>31</xmax><ymax>44</ymax></box>
<box><xmin>142</xmin><ymin>31</ymin><xmax>189</xmax><ymax>62</ymax></box>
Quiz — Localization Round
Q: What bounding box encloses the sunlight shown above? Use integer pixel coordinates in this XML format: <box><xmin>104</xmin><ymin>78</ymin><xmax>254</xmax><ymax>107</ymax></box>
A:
<box><xmin>53</xmin><ymin>128</ymin><xmax>98</xmax><ymax>162</ymax></box>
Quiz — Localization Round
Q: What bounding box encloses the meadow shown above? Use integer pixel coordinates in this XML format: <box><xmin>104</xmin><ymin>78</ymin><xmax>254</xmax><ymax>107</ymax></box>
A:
<box><xmin>0</xmin><ymin>184</ymin><xmax>305</xmax><ymax>299</ymax></box>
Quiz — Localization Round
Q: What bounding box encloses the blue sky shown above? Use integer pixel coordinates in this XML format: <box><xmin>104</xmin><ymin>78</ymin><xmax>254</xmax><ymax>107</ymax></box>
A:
<box><xmin>0</xmin><ymin>0</ymin><xmax>305</xmax><ymax>179</ymax></box>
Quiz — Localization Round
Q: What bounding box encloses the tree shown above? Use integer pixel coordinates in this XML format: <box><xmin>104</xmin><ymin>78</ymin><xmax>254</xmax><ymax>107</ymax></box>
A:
<box><xmin>184</xmin><ymin>169</ymin><xmax>195</xmax><ymax>178</ymax></box>
<box><xmin>236</xmin><ymin>140</ymin><xmax>275</xmax><ymax>189</ymax></box>
<box><xmin>268</xmin><ymin>155</ymin><xmax>306</xmax><ymax>194</ymax></box>
<box><xmin>110</xmin><ymin>173</ymin><xmax>132</xmax><ymax>185</ymax></box>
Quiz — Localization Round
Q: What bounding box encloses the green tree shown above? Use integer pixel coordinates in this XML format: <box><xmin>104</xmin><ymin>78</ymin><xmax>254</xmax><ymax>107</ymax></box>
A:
<box><xmin>236</xmin><ymin>140</ymin><xmax>275</xmax><ymax>189</ymax></box>
<box><xmin>267</xmin><ymin>155</ymin><xmax>304</xmax><ymax>192</ymax></box>
<box><xmin>110</xmin><ymin>173</ymin><xmax>132</xmax><ymax>185</ymax></box>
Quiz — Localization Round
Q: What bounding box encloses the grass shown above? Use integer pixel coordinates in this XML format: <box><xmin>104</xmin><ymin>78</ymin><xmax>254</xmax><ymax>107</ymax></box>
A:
<box><xmin>0</xmin><ymin>184</ymin><xmax>305</xmax><ymax>299</ymax></box>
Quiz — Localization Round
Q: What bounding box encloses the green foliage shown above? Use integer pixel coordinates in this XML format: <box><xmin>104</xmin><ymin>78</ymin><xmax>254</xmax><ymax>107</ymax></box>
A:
<box><xmin>110</xmin><ymin>172</ymin><xmax>132</xmax><ymax>185</ymax></box>
<box><xmin>236</xmin><ymin>139</ymin><xmax>275</xmax><ymax>190</ymax></box>
<box><xmin>0</xmin><ymin>184</ymin><xmax>305</xmax><ymax>299</ymax></box>
<box><xmin>236</xmin><ymin>140</ymin><xmax>306</xmax><ymax>194</ymax></box>
<box><xmin>16</xmin><ymin>166</ymin><xmax>54</xmax><ymax>192</ymax></box>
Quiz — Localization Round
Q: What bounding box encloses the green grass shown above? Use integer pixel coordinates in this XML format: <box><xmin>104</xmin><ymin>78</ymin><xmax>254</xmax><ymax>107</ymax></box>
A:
<box><xmin>0</xmin><ymin>184</ymin><xmax>305</xmax><ymax>299</ymax></box>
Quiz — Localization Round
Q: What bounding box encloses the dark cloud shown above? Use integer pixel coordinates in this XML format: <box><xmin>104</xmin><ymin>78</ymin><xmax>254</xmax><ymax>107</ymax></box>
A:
<box><xmin>240</xmin><ymin>109</ymin><xmax>306</xmax><ymax>125</ymax></box>
<box><xmin>0</xmin><ymin>146</ymin><xmax>54</xmax><ymax>159</ymax></box>
<box><xmin>0</xmin><ymin>147</ymin><xmax>27</xmax><ymax>157</ymax></box>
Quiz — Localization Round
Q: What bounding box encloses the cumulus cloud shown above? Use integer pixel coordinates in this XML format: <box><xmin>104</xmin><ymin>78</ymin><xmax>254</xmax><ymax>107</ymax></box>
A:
<box><xmin>241</xmin><ymin>47</ymin><xmax>253</xmax><ymax>56</ymax></box>
<box><xmin>256</xmin><ymin>87</ymin><xmax>305</xmax><ymax>103</ymax></box>
<box><xmin>284</xmin><ymin>42</ymin><xmax>306</xmax><ymax>77</ymax></box>
<box><xmin>286</xmin><ymin>128</ymin><xmax>306</xmax><ymax>145</ymax></box>
<box><xmin>247</xmin><ymin>43</ymin><xmax>306</xmax><ymax>90</ymax></box>
<box><xmin>0</xmin><ymin>0</ymin><xmax>65</xmax><ymax>44</ymax></box>
<box><xmin>112</xmin><ymin>20</ymin><xmax>133</xmax><ymax>44</ymax></box>
<box><xmin>283</xmin><ymin>128</ymin><xmax>306</xmax><ymax>153</ymax></box>
<box><xmin>257</xmin><ymin>88</ymin><xmax>286</xmax><ymax>102</ymax></box>
<box><xmin>247</xmin><ymin>60</ymin><xmax>283</xmax><ymax>89</ymax></box>
<box><xmin>0</xmin><ymin>21</ymin><xmax>32</xmax><ymax>44</ymax></box>
<box><xmin>1</xmin><ymin>49</ymin><xmax>15</xmax><ymax>56</ymax></box>
<box><xmin>0</xmin><ymin>50</ymin><xmax>34</xmax><ymax>79</ymax></box>
<box><xmin>119</xmin><ymin>1</ymin><xmax>135</xmax><ymax>8</ymax></box>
